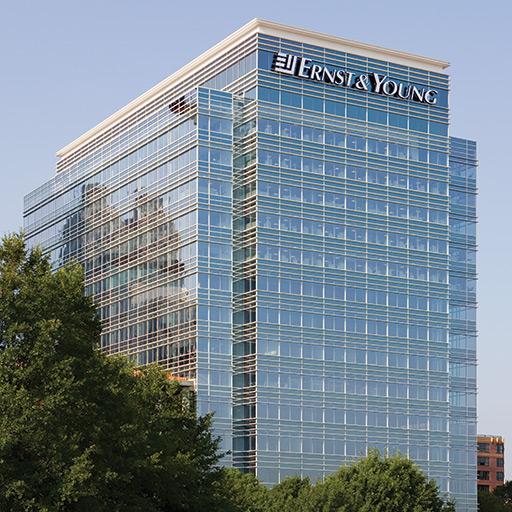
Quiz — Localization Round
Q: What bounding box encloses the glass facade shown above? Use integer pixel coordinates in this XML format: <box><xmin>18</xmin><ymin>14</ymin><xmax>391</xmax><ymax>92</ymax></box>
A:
<box><xmin>23</xmin><ymin>22</ymin><xmax>477</xmax><ymax>511</ymax></box>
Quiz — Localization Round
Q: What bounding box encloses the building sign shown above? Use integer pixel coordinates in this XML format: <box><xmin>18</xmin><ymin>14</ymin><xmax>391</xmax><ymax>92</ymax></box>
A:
<box><xmin>272</xmin><ymin>51</ymin><xmax>438</xmax><ymax>105</ymax></box>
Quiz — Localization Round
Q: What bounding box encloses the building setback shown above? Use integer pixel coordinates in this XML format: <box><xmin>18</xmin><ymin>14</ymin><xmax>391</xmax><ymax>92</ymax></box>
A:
<box><xmin>477</xmin><ymin>435</ymin><xmax>505</xmax><ymax>492</ymax></box>
<box><xmin>23</xmin><ymin>19</ymin><xmax>478</xmax><ymax>511</ymax></box>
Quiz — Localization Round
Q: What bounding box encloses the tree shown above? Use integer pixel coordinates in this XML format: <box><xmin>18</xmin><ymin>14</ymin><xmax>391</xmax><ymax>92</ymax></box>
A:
<box><xmin>477</xmin><ymin>482</ymin><xmax>512</xmax><ymax>512</ymax></box>
<box><xmin>218</xmin><ymin>468</ymin><xmax>269</xmax><ymax>512</ymax></box>
<box><xmin>306</xmin><ymin>450</ymin><xmax>455</xmax><ymax>512</ymax></box>
<box><xmin>214</xmin><ymin>453</ymin><xmax>455</xmax><ymax>512</ymax></box>
<box><xmin>268</xmin><ymin>475</ymin><xmax>312</xmax><ymax>512</ymax></box>
<box><xmin>478</xmin><ymin>490</ymin><xmax>512</xmax><ymax>512</ymax></box>
<box><xmin>494</xmin><ymin>482</ymin><xmax>512</xmax><ymax>505</ymax></box>
<box><xmin>0</xmin><ymin>234</ymin><xmax>224</xmax><ymax>511</ymax></box>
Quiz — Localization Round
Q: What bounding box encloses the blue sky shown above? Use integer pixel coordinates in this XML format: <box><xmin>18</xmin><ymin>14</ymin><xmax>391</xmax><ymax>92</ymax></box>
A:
<box><xmin>1</xmin><ymin>0</ymin><xmax>510</xmax><ymax>477</ymax></box>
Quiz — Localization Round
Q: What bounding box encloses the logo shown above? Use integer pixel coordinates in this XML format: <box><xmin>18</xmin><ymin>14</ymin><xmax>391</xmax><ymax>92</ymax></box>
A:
<box><xmin>272</xmin><ymin>52</ymin><xmax>299</xmax><ymax>75</ymax></box>
<box><xmin>271</xmin><ymin>51</ymin><xmax>438</xmax><ymax>105</ymax></box>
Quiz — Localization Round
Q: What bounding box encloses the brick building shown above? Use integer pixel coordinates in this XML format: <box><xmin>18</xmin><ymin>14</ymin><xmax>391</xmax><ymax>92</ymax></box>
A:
<box><xmin>477</xmin><ymin>435</ymin><xmax>505</xmax><ymax>492</ymax></box>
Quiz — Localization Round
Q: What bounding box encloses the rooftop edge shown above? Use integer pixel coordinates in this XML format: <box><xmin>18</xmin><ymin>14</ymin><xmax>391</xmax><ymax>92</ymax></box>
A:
<box><xmin>56</xmin><ymin>18</ymin><xmax>450</xmax><ymax>159</ymax></box>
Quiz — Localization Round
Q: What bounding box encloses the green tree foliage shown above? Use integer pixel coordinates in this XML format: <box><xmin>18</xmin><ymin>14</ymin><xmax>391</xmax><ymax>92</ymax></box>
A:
<box><xmin>220</xmin><ymin>452</ymin><xmax>455</xmax><ymax>512</ymax></box>
<box><xmin>306</xmin><ymin>450</ymin><xmax>455</xmax><ymax>512</ymax></box>
<box><xmin>0</xmin><ymin>234</ymin><xmax>224</xmax><ymax>511</ymax></box>
<box><xmin>218</xmin><ymin>468</ymin><xmax>269</xmax><ymax>512</ymax></box>
<box><xmin>267</xmin><ymin>475</ymin><xmax>312</xmax><ymax>512</ymax></box>
<box><xmin>478</xmin><ymin>482</ymin><xmax>512</xmax><ymax>512</ymax></box>
<box><xmin>494</xmin><ymin>482</ymin><xmax>512</xmax><ymax>505</ymax></box>
<box><xmin>478</xmin><ymin>490</ymin><xmax>512</xmax><ymax>512</ymax></box>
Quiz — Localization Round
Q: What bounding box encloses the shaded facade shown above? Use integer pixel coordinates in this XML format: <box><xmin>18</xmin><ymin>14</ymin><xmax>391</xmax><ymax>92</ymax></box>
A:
<box><xmin>477</xmin><ymin>435</ymin><xmax>505</xmax><ymax>492</ymax></box>
<box><xmin>23</xmin><ymin>19</ymin><xmax>477</xmax><ymax>511</ymax></box>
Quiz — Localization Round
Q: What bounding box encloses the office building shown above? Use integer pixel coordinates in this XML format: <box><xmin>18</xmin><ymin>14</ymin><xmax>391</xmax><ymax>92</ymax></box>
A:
<box><xmin>23</xmin><ymin>19</ymin><xmax>477</xmax><ymax>510</ymax></box>
<box><xmin>477</xmin><ymin>435</ymin><xmax>505</xmax><ymax>492</ymax></box>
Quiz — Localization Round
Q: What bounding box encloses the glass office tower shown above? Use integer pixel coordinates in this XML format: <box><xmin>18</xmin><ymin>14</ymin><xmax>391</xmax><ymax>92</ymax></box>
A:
<box><xmin>23</xmin><ymin>20</ymin><xmax>477</xmax><ymax>511</ymax></box>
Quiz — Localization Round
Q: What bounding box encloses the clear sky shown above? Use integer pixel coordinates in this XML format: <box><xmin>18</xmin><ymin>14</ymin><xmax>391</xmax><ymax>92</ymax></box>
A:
<box><xmin>1</xmin><ymin>0</ymin><xmax>510</xmax><ymax>477</ymax></box>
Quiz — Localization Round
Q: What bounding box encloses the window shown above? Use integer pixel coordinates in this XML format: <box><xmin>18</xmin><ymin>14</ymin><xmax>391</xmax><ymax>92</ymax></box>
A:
<box><xmin>303</xmin><ymin>95</ymin><xmax>323</xmax><ymax>112</ymax></box>
<box><xmin>389</xmin><ymin>142</ymin><xmax>408</xmax><ymax>158</ymax></box>
<box><xmin>497</xmin><ymin>458</ymin><xmax>504</xmax><ymax>467</ymax></box>
<box><xmin>259</xmin><ymin>118</ymin><xmax>279</xmax><ymax>135</ymax></box>
<box><xmin>258</xmin><ymin>87</ymin><xmax>279</xmax><ymax>103</ymax></box>
<box><xmin>429</xmin><ymin>150</ymin><xmax>447</xmax><ymax>166</ymax></box>
<box><xmin>430</xmin><ymin>121</ymin><xmax>448</xmax><ymax>136</ymax></box>
<box><xmin>325</xmin><ymin>131</ymin><xmax>345</xmax><ymax>147</ymax></box>
<box><xmin>477</xmin><ymin>456</ymin><xmax>489</xmax><ymax>466</ymax></box>
<box><xmin>477</xmin><ymin>471</ymin><xmax>490</xmax><ymax>480</ymax></box>
<box><xmin>410</xmin><ymin>177</ymin><xmax>427</xmax><ymax>191</ymax></box>
<box><xmin>496</xmin><ymin>444</ymin><xmax>505</xmax><ymax>454</ymax></box>
<box><xmin>368</xmin><ymin>139</ymin><xmax>387</xmax><ymax>155</ymax></box>
<box><xmin>347</xmin><ymin>105</ymin><xmax>366</xmax><ymax>120</ymax></box>
<box><xmin>346</xmin><ymin>134</ymin><xmax>365</xmax><ymax>151</ymax></box>
<box><xmin>346</xmin><ymin>166</ymin><xmax>366</xmax><ymax>181</ymax></box>
<box><xmin>368</xmin><ymin>109</ymin><xmax>387</xmax><ymax>124</ymax></box>
<box><xmin>210</xmin><ymin>116</ymin><xmax>231</xmax><ymax>134</ymax></box>
<box><xmin>478</xmin><ymin>443</ymin><xmax>490</xmax><ymax>452</ymax></box>
<box><xmin>281</xmin><ymin>91</ymin><xmax>301</xmax><ymax>108</ymax></box>
<box><xmin>409</xmin><ymin>117</ymin><xmax>428</xmax><ymax>132</ymax></box>
<box><xmin>325</xmin><ymin>100</ymin><xmax>345</xmax><ymax>116</ymax></box>
<box><xmin>281</xmin><ymin>122</ymin><xmax>301</xmax><ymax>139</ymax></box>
<box><xmin>388</xmin><ymin>173</ymin><xmax>407</xmax><ymax>188</ymax></box>
<box><xmin>497</xmin><ymin>472</ymin><xmax>505</xmax><ymax>481</ymax></box>
<box><xmin>389</xmin><ymin>113</ymin><xmax>407</xmax><ymax>129</ymax></box>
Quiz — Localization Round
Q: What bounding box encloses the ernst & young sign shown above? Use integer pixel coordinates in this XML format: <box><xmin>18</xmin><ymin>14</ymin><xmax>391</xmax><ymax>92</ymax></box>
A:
<box><xmin>271</xmin><ymin>51</ymin><xmax>438</xmax><ymax>106</ymax></box>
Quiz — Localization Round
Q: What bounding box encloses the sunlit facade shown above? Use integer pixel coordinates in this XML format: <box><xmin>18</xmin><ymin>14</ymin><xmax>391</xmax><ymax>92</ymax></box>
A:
<box><xmin>23</xmin><ymin>19</ymin><xmax>477</xmax><ymax>511</ymax></box>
